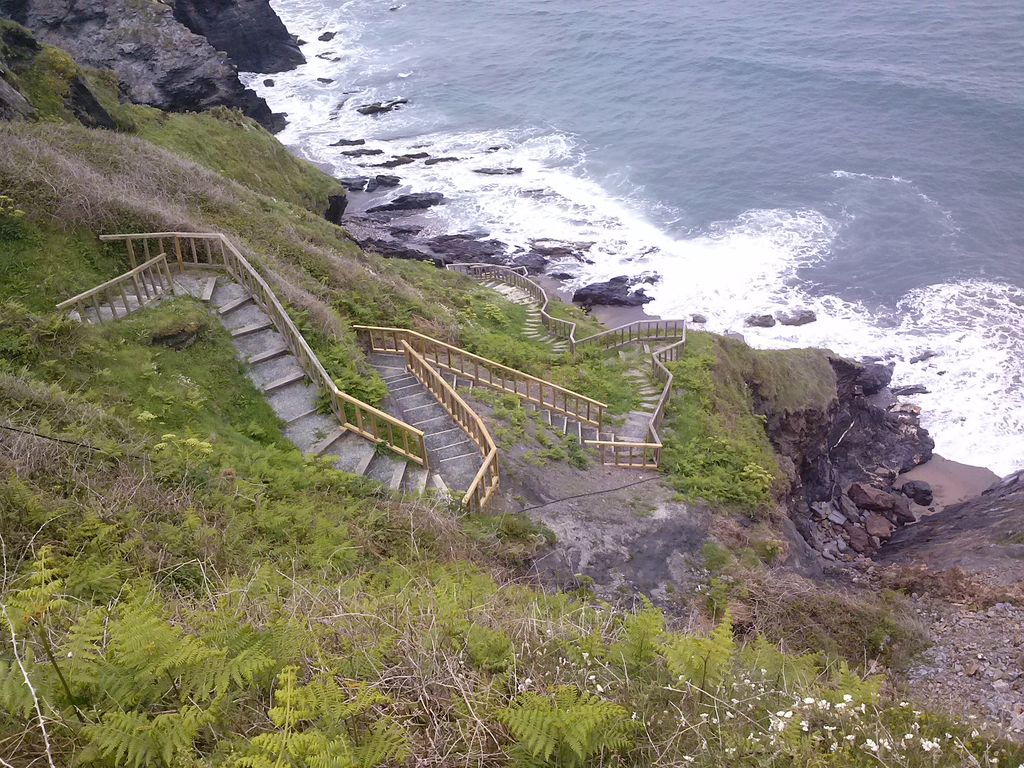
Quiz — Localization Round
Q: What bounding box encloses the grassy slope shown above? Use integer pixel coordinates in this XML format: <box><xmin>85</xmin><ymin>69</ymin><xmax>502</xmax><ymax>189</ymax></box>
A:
<box><xmin>0</xmin><ymin>29</ymin><xmax>1019</xmax><ymax>767</ymax></box>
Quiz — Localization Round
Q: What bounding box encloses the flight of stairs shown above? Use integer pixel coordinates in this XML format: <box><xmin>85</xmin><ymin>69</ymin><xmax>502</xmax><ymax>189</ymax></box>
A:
<box><xmin>480</xmin><ymin>280</ymin><xmax>570</xmax><ymax>353</ymax></box>
<box><xmin>67</xmin><ymin>269</ymin><xmax>478</xmax><ymax>499</ymax></box>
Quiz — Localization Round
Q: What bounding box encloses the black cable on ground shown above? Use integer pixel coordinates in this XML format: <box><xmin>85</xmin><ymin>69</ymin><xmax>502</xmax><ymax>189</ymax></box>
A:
<box><xmin>515</xmin><ymin>473</ymin><xmax>665</xmax><ymax>514</ymax></box>
<box><xmin>0</xmin><ymin>423</ymin><xmax>142</xmax><ymax>459</ymax></box>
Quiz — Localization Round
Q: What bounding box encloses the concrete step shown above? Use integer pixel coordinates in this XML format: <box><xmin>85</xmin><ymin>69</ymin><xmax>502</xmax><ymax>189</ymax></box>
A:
<box><xmin>247</xmin><ymin>353</ymin><xmax>304</xmax><ymax>389</ymax></box>
<box><xmin>433</xmin><ymin>438</ymin><xmax>477</xmax><ymax>461</ymax></box>
<box><xmin>310</xmin><ymin>426</ymin><xmax>347</xmax><ymax>456</ymax></box>
<box><xmin>283</xmin><ymin>410</ymin><xmax>341</xmax><ymax>454</ymax></box>
<box><xmin>233</xmin><ymin>327</ymin><xmax>286</xmax><ymax>358</ymax></box>
<box><xmin>230</xmin><ymin>319</ymin><xmax>274</xmax><ymax>339</ymax></box>
<box><xmin>218</xmin><ymin>293</ymin><xmax>253</xmax><ymax>315</ymax></box>
<box><xmin>402</xmin><ymin>464</ymin><xmax>429</xmax><ymax>495</ymax></box>
<box><xmin>248</xmin><ymin>344</ymin><xmax>290</xmax><ymax>365</ymax></box>
<box><xmin>210</xmin><ymin>279</ymin><xmax>248</xmax><ymax>310</ymax></box>
<box><xmin>365</xmin><ymin>451</ymin><xmax>407</xmax><ymax>490</ymax></box>
<box><xmin>265</xmin><ymin>379</ymin><xmax>319</xmax><ymax>422</ymax></box>
<box><xmin>263</xmin><ymin>369</ymin><xmax>307</xmax><ymax>394</ymax></box>
<box><xmin>221</xmin><ymin>301</ymin><xmax>270</xmax><ymax>331</ymax></box>
<box><xmin>429</xmin><ymin>473</ymin><xmax>451</xmax><ymax>498</ymax></box>
<box><xmin>322</xmin><ymin>432</ymin><xmax>376</xmax><ymax>476</ymax></box>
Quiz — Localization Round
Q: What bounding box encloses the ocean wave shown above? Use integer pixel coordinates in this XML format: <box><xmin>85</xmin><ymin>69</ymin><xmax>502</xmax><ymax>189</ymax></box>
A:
<box><xmin>249</xmin><ymin>0</ymin><xmax>1024</xmax><ymax>476</ymax></box>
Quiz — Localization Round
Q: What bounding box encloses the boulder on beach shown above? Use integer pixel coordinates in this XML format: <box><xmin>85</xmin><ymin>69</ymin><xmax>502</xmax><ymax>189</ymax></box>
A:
<box><xmin>573</xmin><ymin>276</ymin><xmax>652</xmax><ymax>308</ymax></box>
<box><xmin>366</xmin><ymin>192</ymin><xmax>445</xmax><ymax>213</ymax></box>
<box><xmin>745</xmin><ymin>314</ymin><xmax>776</xmax><ymax>328</ymax></box>
<box><xmin>847</xmin><ymin>482</ymin><xmax>896</xmax><ymax>512</ymax></box>
<box><xmin>900</xmin><ymin>479</ymin><xmax>934</xmax><ymax>507</ymax></box>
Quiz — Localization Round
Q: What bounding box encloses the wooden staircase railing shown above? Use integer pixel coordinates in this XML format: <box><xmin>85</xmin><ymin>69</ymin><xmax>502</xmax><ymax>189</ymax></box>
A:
<box><xmin>446</xmin><ymin>262</ymin><xmax>689</xmax><ymax>470</ymax></box>
<box><xmin>354</xmin><ymin>325</ymin><xmax>607</xmax><ymax>428</ymax></box>
<box><xmin>401</xmin><ymin>340</ymin><xmax>499</xmax><ymax>512</ymax></box>
<box><xmin>95</xmin><ymin>232</ymin><xmax>430</xmax><ymax>469</ymax></box>
<box><xmin>56</xmin><ymin>253</ymin><xmax>175</xmax><ymax>324</ymax></box>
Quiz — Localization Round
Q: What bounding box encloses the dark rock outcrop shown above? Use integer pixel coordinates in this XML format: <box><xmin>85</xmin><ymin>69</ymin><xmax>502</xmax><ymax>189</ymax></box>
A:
<box><xmin>0</xmin><ymin>76</ymin><xmax>35</xmax><ymax>120</ymax></box>
<box><xmin>573</xmin><ymin>276</ymin><xmax>652</xmax><ymax>308</ymax></box>
<box><xmin>745</xmin><ymin>313</ymin><xmax>776</xmax><ymax>328</ymax></box>
<box><xmin>339</xmin><ymin>175</ymin><xmax>401</xmax><ymax>193</ymax></box>
<box><xmin>324</xmin><ymin>194</ymin><xmax>347</xmax><ymax>225</ymax></box>
<box><xmin>900</xmin><ymin>479</ymin><xmax>934</xmax><ymax>507</ymax></box>
<box><xmin>169</xmin><ymin>0</ymin><xmax>305</xmax><ymax>73</ymax></box>
<box><xmin>758</xmin><ymin>355</ymin><xmax>934</xmax><ymax>561</ymax></box>
<box><xmin>474</xmin><ymin>166</ymin><xmax>523</xmax><ymax>175</ymax></box>
<box><xmin>356</xmin><ymin>98</ymin><xmax>407</xmax><ymax>115</ymax></box>
<box><xmin>366</xmin><ymin>192</ymin><xmax>445</xmax><ymax>213</ymax></box>
<box><xmin>2</xmin><ymin>0</ymin><xmax>285</xmax><ymax>131</ymax></box>
<box><xmin>777</xmin><ymin>308</ymin><xmax>817</xmax><ymax>326</ymax></box>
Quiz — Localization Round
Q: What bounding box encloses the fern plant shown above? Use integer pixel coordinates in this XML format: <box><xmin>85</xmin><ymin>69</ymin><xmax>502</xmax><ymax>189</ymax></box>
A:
<box><xmin>499</xmin><ymin>686</ymin><xmax>637</xmax><ymax>767</ymax></box>
<box><xmin>607</xmin><ymin>599</ymin><xmax>665</xmax><ymax>678</ymax></box>
<box><xmin>661</xmin><ymin>610</ymin><xmax>735</xmax><ymax>696</ymax></box>
<box><xmin>229</xmin><ymin>665</ymin><xmax>408</xmax><ymax>768</ymax></box>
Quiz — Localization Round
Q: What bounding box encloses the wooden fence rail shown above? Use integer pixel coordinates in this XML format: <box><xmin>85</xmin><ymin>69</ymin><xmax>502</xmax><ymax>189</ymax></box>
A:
<box><xmin>354</xmin><ymin>325</ymin><xmax>607</xmax><ymax>429</ymax></box>
<box><xmin>401</xmin><ymin>341</ymin><xmax>499</xmax><ymax>513</ymax></box>
<box><xmin>56</xmin><ymin>254</ymin><xmax>175</xmax><ymax>324</ymax></box>
<box><xmin>97</xmin><ymin>232</ymin><xmax>430</xmax><ymax>469</ymax></box>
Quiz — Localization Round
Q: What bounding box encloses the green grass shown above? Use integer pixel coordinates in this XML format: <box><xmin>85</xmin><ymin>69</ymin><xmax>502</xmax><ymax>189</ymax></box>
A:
<box><xmin>660</xmin><ymin>331</ymin><xmax>785</xmax><ymax>513</ymax></box>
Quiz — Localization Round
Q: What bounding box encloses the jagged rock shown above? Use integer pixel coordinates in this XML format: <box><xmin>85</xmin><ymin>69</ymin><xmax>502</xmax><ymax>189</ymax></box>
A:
<box><xmin>530</xmin><ymin>240</ymin><xmax>593</xmax><ymax>261</ymax></box>
<box><xmin>839</xmin><ymin>495</ymin><xmax>862</xmax><ymax>522</ymax></box>
<box><xmin>66</xmin><ymin>74</ymin><xmax>116</xmax><ymax>128</ymax></box>
<box><xmin>856</xmin><ymin>362</ymin><xmax>894</xmax><ymax>395</ymax></box>
<box><xmin>745</xmin><ymin>314</ymin><xmax>776</xmax><ymax>328</ymax></box>
<box><xmin>474</xmin><ymin>166</ymin><xmax>523</xmax><ymax>175</ymax></box>
<box><xmin>359</xmin><ymin>237</ymin><xmax>438</xmax><ymax>264</ymax></box>
<box><xmin>356</xmin><ymin>98</ymin><xmax>407</xmax><ymax>115</ymax></box>
<box><xmin>691</xmin><ymin>313</ymin><xmax>708</xmax><ymax>324</ymax></box>
<box><xmin>4</xmin><ymin>0</ymin><xmax>285</xmax><ymax>131</ymax></box>
<box><xmin>864</xmin><ymin>512</ymin><xmax>894</xmax><ymax>540</ymax></box>
<box><xmin>901</xmin><ymin>480</ymin><xmax>934</xmax><ymax>507</ymax></box>
<box><xmin>170</xmin><ymin>0</ymin><xmax>305</xmax><ymax>73</ymax></box>
<box><xmin>374</xmin><ymin>174</ymin><xmax>401</xmax><ymax>188</ymax></box>
<box><xmin>424</xmin><ymin>156</ymin><xmax>460</xmax><ymax>165</ymax></box>
<box><xmin>848</xmin><ymin>482</ymin><xmax>896</xmax><ymax>512</ymax></box>
<box><xmin>573</xmin><ymin>276</ymin><xmax>652</xmax><ymax>308</ymax></box>
<box><xmin>0</xmin><ymin>76</ymin><xmax>35</xmax><ymax>120</ymax></box>
<box><xmin>341</xmin><ymin>148</ymin><xmax>383</xmax><ymax>157</ymax></box>
<box><xmin>317</xmin><ymin>77</ymin><xmax>334</xmax><ymax>84</ymax></box>
<box><xmin>844</xmin><ymin>524</ymin><xmax>873</xmax><ymax>554</ymax></box>
<box><xmin>910</xmin><ymin>350</ymin><xmax>939</xmax><ymax>364</ymax></box>
<box><xmin>891</xmin><ymin>493</ymin><xmax>916</xmax><ymax>524</ymax></box>
<box><xmin>339</xmin><ymin>174</ymin><xmax>401</xmax><ymax>193</ymax></box>
<box><xmin>892</xmin><ymin>384</ymin><xmax>929</xmax><ymax>397</ymax></box>
<box><xmin>263</xmin><ymin>78</ymin><xmax>275</xmax><ymax>86</ymax></box>
<box><xmin>512</xmin><ymin>251</ymin><xmax>549</xmax><ymax>274</ymax></box>
<box><xmin>318</xmin><ymin>31</ymin><xmax>336</xmax><ymax>42</ymax></box>
<box><xmin>324</xmin><ymin>194</ymin><xmax>347</xmax><ymax>225</ymax></box>
<box><xmin>777</xmin><ymin>308</ymin><xmax>817</xmax><ymax>326</ymax></box>
<box><xmin>423</xmin><ymin>234</ymin><xmax>507</xmax><ymax>263</ymax></box>
<box><xmin>366</xmin><ymin>192</ymin><xmax>445</xmax><ymax>213</ymax></box>
<box><xmin>330</xmin><ymin>138</ymin><xmax>365</xmax><ymax>146</ymax></box>
<box><xmin>374</xmin><ymin>152</ymin><xmax>428</xmax><ymax>168</ymax></box>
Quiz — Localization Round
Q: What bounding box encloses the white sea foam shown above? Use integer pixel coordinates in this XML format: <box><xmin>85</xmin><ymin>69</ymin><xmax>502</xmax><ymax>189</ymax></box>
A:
<box><xmin>247</xmin><ymin>0</ymin><xmax>1024</xmax><ymax>476</ymax></box>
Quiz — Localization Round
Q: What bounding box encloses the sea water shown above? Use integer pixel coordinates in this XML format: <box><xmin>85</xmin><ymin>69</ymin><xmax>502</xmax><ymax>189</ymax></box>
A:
<box><xmin>243</xmin><ymin>0</ymin><xmax>1024</xmax><ymax>475</ymax></box>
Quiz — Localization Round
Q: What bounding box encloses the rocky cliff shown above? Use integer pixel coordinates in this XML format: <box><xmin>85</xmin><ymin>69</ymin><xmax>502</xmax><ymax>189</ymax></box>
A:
<box><xmin>170</xmin><ymin>0</ymin><xmax>304</xmax><ymax>74</ymax></box>
<box><xmin>759</xmin><ymin>356</ymin><xmax>935</xmax><ymax>561</ymax></box>
<box><xmin>0</xmin><ymin>0</ymin><xmax>286</xmax><ymax>131</ymax></box>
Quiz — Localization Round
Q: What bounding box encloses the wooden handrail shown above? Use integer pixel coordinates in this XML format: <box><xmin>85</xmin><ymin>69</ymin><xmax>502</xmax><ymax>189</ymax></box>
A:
<box><xmin>354</xmin><ymin>325</ymin><xmax>607</xmax><ymax>428</ymax></box>
<box><xmin>446</xmin><ymin>263</ymin><xmax>687</xmax><ymax>355</ymax></box>
<box><xmin>56</xmin><ymin>253</ymin><xmax>175</xmax><ymax>325</ymax></box>
<box><xmin>97</xmin><ymin>232</ymin><xmax>430</xmax><ymax>468</ymax></box>
<box><xmin>400</xmin><ymin>341</ymin><xmax>499</xmax><ymax>513</ymax></box>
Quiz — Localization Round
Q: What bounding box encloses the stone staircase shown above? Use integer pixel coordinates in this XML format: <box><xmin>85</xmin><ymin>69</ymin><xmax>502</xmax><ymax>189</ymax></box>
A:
<box><xmin>68</xmin><ymin>269</ymin><xmax>482</xmax><ymax>499</ymax></box>
<box><xmin>480</xmin><ymin>279</ymin><xmax>569</xmax><ymax>353</ymax></box>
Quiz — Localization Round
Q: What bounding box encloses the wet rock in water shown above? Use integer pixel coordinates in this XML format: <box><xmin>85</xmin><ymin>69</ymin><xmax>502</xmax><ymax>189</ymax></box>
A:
<box><xmin>745</xmin><ymin>314</ymin><xmax>776</xmax><ymax>328</ymax></box>
<box><xmin>856</xmin><ymin>361</ymin><xmax>894</xmax><ymax>395</ymax></box>
<box><xmin>374</xmin><ymin>174</ymin><xmax>401</xmax><ymax>188</ymax></box>
<box><xmin>324</xmin><ymin>194</ymin><xmax>347</xmax><ymax>225</ymax></box>
<box><xmin>330</xmin><ymin>138</ymin><xmax>366</xmax><ymax>146</ymax></box>
<box><xmin>263</xmin><ymin>78</ymin><xmax>275</xmax><ymax>87</ymax></box>
<box><xmin>511</xmin><ymin>251</ymin><xmax>549</xmax><ymax>274</ymax></box>
<box><xmin>847</xmin><ymin>482</ymin><xmax>897</xmax><ymax>512</ymax></box>
<box><xmin>424</xmin><ymin>156</ymin><xmax>460</xmax><ymax>165</ymax></box>
<box><xmin>777</xmin><ymin>308</ymin><xmax>817</xmax><ymax>326</ymax></box>
<box><xmin>317</xmin><ymin>77</ymin><xmax>334</xmax><ymax>84</ymax></box>
<box><xmin>548</xmin><ymin>271</ymin><xmax>575</xmax><ymax>280</ymax></box>
<box><xmin>530</xmin><ymin>240</ymin><xmax>594</xmax><ymax>262</ymax></box>
<box><xmin>573</xmin><ymin>276</ymin><xmax>653</xmax><ymax>308</ymax></box>
<box><xmin>356</xmin><ymin>98</ymin><xmax>408</xmax><ymax>115</ymax></box>
<box><xmin>424</xmin><ymin>234</ymin><xmax>507</xmax><ymax>263</ymax></box>
<box><xmin>691</xmin><ymin>313</ymin><xmax>708</xmax><ymax>324</ymax></box>
<box><xmin>474</xmin><ymin>166</ymin><xmax>523</xmax><ymax>175</ymax></box>
<box><xmin>892</xmin><ymin>384</ymin><xmax>929</xmax><ymax>397</ymax></box>
<box><xmin>911</xmin><ymin>350</ymin><xmax>939</xmax><ymax>364</ymax></box>
<box><xmin>342</xmin><ymin>174</ymin><xmax>403</xmax><ymax>192</ymax></box>
<box><xmin>366</xmin><ymin>192</ymin><xmax>445</xmax><ymax>213</ymax></box>
<box><xmin>318</xmin><ymin>30</ymin><xmax>336</xmax><ymax>41</ymax></box>
<box><xmin>374</xmin><ymin>152</ymin><xmax>429</xmax><ymax>168</ymax></box>
<box><xmin>388</xmin><ymin>224</ymin><xmax>422</xmax><ymax>237</ymax></box>
<box><xmin>901</xmin><ymin>480</ymin><xmax>934</xmax><ymax>507</ymax></box>
<box><xmin>317</xmin><ymin>53</ymin><xmax>341</xmax><ymax>62</ymax></box>
<box><xmin>341</xmin><ymin>148</ymin><xmax>384</xmax><ymax>157</ymax></box>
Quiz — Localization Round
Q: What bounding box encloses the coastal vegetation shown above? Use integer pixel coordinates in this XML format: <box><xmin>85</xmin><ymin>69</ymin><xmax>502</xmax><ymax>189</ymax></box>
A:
<box><xmin>1</xmin><ymin>19</ymin><xmax>1020</xmax><ymax>767</ymax></box>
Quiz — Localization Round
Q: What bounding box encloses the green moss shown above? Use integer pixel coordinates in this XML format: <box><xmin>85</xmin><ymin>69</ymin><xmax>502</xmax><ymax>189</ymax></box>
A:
<box><xmin>12</xmin><ymin>44</ymin><xmax>77</xmax><ymax>120</ymax></box>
